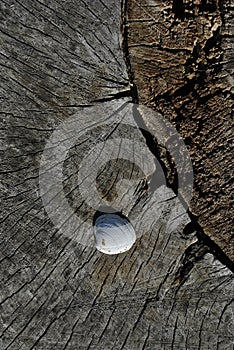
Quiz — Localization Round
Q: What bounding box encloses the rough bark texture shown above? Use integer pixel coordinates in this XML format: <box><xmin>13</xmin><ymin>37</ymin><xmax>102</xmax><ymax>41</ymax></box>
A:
<box><xmin>0</xmin><ymin>1</ymin><xmax>233</xmax><ymax>350</ymax></box>
<box><xmin>126</xmin><ymin>0</ymin><xmax>234</xmax><ymax>260</ymax></box>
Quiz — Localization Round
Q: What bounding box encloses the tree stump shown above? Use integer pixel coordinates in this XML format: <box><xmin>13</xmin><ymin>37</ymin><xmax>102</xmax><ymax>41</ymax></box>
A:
<box><xmin>0</xmin><ymin>1</ymin><xmax>233</xmax><ymax>349</ymax></box>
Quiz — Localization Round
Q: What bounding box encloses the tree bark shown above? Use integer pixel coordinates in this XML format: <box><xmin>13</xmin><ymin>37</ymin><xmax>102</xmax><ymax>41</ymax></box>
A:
<box><xmin>126</xmin><ymin>0</ymin><xmax>234</xmax><ymax>260</ymax></box>
<box><xmin>0</xmin><ymin>1</ymin><xmax>233</xmax><ymax>349</ymax></box>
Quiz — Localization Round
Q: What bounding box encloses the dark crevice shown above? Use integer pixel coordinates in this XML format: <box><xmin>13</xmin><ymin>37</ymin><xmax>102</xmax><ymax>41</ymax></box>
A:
<box><xmin>132</xmin><ymin>105</ymin><xmax>179</xmax><ymax>195</ymax></box>
<box><xmin>199</xmin><ymin>0</ymin><xmax>217</xmax><ymax>13</ymax></box>
<box><xmin>91</xmin><ymin>89</ymin><xmax>131</xmax><ymax>103</ymax></box>
<box><xmin>174</xmin><ymin>241</ymin><xmax>210</xmax><ymax>286</ymax></box>
<box><xmin>172</xmin><ymin>0</ymin><xmax>185</xmax><ymax>20</ymax></box>
<box><xmin>218</xmin><ymin>0</ymin><xmax>225</xmax><ymax>25</ymax></box>
<box><xmin>121</xmin><ymin>0</ymin><xmax>135</xmax><ymax>96</ymax></box>
<box><xmin>121</xmin><ymin>0</ymin><xmax>234</xmax><ymax>275</ymax></box>
<box><xmin>185</xmin><ymin>213</ymin><xmax>234</xmax><ymax>273</ymax></box>
<box><xmin>204</xmin><ymin>28</ymin><xmax>221</xmax><ymax>55</ymax></box>
<box><xmin>175</xmin><ymin>211</ymin><xmax>234</xmax><ymax>285</ymax></box>
<box><xmin>121</xmin><ymin>0</ymin><xmax>178</xmax><ymax>195</ymax></box>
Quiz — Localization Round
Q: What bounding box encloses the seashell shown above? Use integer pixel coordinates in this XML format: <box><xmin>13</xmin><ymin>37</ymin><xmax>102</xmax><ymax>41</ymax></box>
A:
<box><xmin>93</xmin><ymin>212</ymin><xmax>136</xmax><ymax>255</ymax></box>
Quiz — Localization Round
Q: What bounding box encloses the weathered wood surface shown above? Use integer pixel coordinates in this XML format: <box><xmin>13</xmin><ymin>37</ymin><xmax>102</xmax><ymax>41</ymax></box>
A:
<box><xmin>126</xmin><ymin>0</ymin><xmax>234</xmax><ymax>260</ymax></box>
<box><xmin>0</xmin><ymin>1</ymin><xmax>233</xmax><ymax>349</ymax></box>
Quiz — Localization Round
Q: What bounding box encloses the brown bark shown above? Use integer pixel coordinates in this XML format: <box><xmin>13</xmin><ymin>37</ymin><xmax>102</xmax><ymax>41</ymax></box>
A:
<box><xmin>126</xmin><ymin>0</ymin><xmax>234</xmax><ymax>260</ymax></box>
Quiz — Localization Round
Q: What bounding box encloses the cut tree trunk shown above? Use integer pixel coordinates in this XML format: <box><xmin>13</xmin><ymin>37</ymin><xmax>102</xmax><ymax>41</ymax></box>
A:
<box><xmin>0</xmin><ymin>1</ymin><xmax>233</xmax><ymax>350</ymax></box>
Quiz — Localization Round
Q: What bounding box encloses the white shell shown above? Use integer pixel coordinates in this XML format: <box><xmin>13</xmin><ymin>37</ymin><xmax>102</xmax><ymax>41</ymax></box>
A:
<box><xmin>93</xmin><ymin>213</ymin><xmax>136</xmax><ymax>255</ymax></box>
